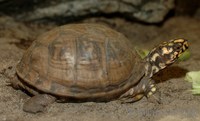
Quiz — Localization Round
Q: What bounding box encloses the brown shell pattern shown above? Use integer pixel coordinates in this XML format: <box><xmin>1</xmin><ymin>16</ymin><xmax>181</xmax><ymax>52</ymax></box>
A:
<box><xmin>16</xmin><ymin>24</ymin><xmax>145</xmax><ymax>100</ymax></box>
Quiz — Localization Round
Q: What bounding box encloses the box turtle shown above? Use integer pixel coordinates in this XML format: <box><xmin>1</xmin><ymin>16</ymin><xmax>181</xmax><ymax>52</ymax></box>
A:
<box><xmin>13</xmin><ymin>24</ymin><xmax>189</xmax><ymax>113</ymax></box>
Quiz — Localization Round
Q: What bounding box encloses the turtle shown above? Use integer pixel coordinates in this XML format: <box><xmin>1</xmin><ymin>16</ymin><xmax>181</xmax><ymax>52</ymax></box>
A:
<box><xmin>12</xmin><ymin>23</ymin><xmax>189</xmax><ymax>113</ymax></box>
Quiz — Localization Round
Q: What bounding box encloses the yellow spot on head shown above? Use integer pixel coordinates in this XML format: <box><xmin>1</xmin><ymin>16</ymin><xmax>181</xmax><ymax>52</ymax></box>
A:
<box><xmin>182</xmin><ymin>45</ymin><xmax>186</xmax><ymax>51</ymax></box>
<box><xmin>184</xmin><ymin>42</ymin><xmax>189</xmax><ymax>47</ymax></box>
<box><xmin>174</xmin><ymin>39</ymin><xmax>185</xmax><ymax>43</ymax></box>
<box><xmin>168</xmin><ymin>48</ymin><xmax>173</xmax><ymax>53</ymax></box>
<box><xmin>168</xmin><ymin>43</ymin><xmax>174</xmax><ymax>46</ymax></box>
<box><xmin>162</xmin><ymin>47</ymin><xmax>168</xmax><ymax>55</ymax></box>
<box><xmin>174</xmin><ymin>52</ymin><xmax>178</xmax><ymax>56</ymax></box>
<box><xmin>162</xmin><ymin>47</ymin><xmax>173</xmax><ymax>55</ymax></box>
<box><xmin>183</xmin><ymin>41</ymin><xmax>189</xmax><ymax>51</ymax></box>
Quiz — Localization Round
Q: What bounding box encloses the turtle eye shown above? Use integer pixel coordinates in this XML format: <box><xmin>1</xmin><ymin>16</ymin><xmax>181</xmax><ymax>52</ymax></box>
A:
<box><xmin>173</xmin><ymin>43</ymin><xmax>182</xmax><ymax>51</ymax></box>
<box><xmin>176</xmin><ymin>46</ymin><xmax>180</xmax><ymax>50</ymax></box>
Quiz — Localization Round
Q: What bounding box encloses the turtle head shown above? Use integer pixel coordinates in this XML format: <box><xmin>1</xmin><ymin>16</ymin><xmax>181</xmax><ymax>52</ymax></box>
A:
<box><xmin>159</xmin><ymin>39</ymin><xmax>189</xmax><ymax>64</ymax></box>
<box><xmin>145</xmin><ymin>39</ymin><xmax>189</xmax><ymax>77</ymax></box>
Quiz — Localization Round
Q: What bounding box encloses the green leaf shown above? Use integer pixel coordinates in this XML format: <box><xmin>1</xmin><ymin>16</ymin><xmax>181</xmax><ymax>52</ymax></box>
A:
<box><xmin>185</xmin><ymin>71</ymin><xmax>200</xmax><ymax>95</ymax></box>
<box><xmin>135</xmin><ymin>47</ymin><xmax>149</xmax><ymax>59</ymax></box>
<box><xmin>178</xmin><ymin>50</ymin><xmax>191</xmax><ymax>61</ymax></box>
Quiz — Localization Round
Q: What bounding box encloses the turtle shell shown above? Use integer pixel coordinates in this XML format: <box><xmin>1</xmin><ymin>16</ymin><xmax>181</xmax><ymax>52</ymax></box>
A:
<box><xmin>16</xmin><ymin>24</ymin><xmax>145</xmax><ymax>100</ymax></box>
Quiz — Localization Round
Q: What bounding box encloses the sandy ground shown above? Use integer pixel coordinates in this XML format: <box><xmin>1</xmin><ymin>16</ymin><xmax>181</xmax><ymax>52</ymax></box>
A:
<box><xmin>0</xmin><ymin>16</ymin><xmax>200</xmax><ymax>121</ymax></box>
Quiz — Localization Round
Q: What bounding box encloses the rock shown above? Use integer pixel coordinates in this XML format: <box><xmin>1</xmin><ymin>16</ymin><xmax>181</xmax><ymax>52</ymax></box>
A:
<box><xmin>0</xmin><ymin>0</ymin><xmax>174</xmax><ymax>23</ymax></box>
<box><xmin>175</xmin><ymin>0</ymin><xmax>200</xmax><ymax>16</ymax></box>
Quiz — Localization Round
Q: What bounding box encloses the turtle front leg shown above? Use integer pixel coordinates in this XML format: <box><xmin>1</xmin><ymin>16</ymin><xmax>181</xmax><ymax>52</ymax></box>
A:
<box><xmin>23</xmin><ymin>94</ymin><xmax>56</xmax><ymax>113</ymax></box>
<box><xmin>119</xmin><ymin>77</ymin><xmax>156</xmax><ymax>103</ymax></box>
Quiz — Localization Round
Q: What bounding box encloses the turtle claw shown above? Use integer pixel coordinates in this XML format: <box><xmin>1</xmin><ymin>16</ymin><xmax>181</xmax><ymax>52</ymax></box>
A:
<box><xmin>119</xmin><ymin>94</ymin><xmax>144</xmax><ymax>103</ymax></box>
<box><xmin>119</xmin><ymin>86</ymin><xmax>145</xmax><ymax>103</ymax></box>
<box><xmin>145</xmin><ymin>83</ymin><xmax>157</xmax><ymax>98</ymax></box>
<box><xmin>147</xmin><ymin>91</ymin><xmax>162</xmax><ymax>104</ymax></box>
<box><xmin>144</xmin><ymin>83</ymin><xmax>161</xmax><ymax>104</ymax></box>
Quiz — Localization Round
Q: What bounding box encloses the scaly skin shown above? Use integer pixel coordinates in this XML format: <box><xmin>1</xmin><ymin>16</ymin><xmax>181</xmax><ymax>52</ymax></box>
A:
<box><xmin>119</xmin><ymin>39</ymin><xmax>189</xmax><ymax>103</ymax></box>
